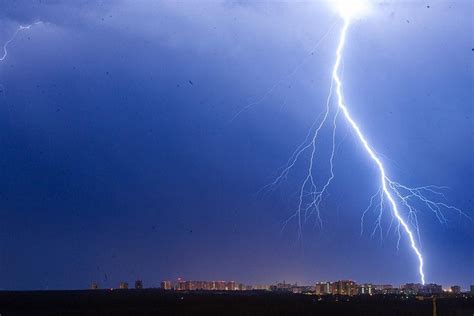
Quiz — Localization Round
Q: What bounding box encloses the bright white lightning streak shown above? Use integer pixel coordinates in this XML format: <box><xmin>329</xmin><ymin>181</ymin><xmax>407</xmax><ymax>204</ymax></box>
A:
<box><xmin>271</xmin><ymin>10</ymin><xmax>468</xmax><ymax>285</ymax></box>
<box><xmin>333</xmin><ymin>18</ymin><xmax>426</xmax><ymax>285</ymax></box>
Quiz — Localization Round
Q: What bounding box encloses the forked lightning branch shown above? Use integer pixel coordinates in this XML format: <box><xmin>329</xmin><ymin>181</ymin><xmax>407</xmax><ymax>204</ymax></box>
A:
<box><xmin>271</xmin><ymin>0</ymin><xmax>468</xmax><ymax>285</ymax></box>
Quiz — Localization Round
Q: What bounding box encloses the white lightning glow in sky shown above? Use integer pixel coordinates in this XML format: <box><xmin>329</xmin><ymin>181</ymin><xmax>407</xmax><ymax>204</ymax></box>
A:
<box><xmin>330</xmin><ymin>0</ymin><xmax>372</xmax><ymax>19</ymax></box>
<box><xmin>271</xmin><ymin>0</ymin><xmax>469</xmax><ymax>285</ymax></box>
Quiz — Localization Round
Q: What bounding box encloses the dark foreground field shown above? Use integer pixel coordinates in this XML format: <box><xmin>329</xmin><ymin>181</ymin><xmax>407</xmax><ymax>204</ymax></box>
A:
<box><xmin>0</xmin><ymin>290</ymin><xmax>472</xmax><ymax>316</ymax></box>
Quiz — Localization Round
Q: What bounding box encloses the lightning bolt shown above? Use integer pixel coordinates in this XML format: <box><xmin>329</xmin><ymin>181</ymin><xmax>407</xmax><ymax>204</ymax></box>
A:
<box><xmin>333</xmin><ymin>18</ymin><xmax>428</xmax><ymax>283</ymax></box>
<box><xmin>270</xmin><ymin>6</ymin><xmax>469</xmax><ymax>285</ymax></box>
<box><xmin>0</xmin><ymin>22</ymin><xmax>42</xmax><ymax>62</ymax></box>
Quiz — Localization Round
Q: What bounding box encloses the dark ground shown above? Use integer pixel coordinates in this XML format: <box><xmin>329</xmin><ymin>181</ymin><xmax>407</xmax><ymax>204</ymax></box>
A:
<box><xmin>0</xmin><ymin>290</ymin><xmax>472</xmax><ymax>316</ymax></box>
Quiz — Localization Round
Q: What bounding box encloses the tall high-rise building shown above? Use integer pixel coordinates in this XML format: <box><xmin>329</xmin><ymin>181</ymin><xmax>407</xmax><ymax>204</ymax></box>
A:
<box><xmin>184</xmin><ymin>281</ymin><xmax>193</xmax><ymax>291</ymax></box>
<box><xmin>177</xmin><ymin>279</ymin><xmax>186</xmax><ymax>291</ymax></box>
<box><xmin>315</xmin><ymin>282</ymin><xmax>332</xmax><ymax>295</ymax></box>
<box><xmin>208</xmin><ymin>281</ymin><xmax>216</xmax><ymax>290</ymax></box>
<box><xmin>90</xmin><ymin>282</ymin><xmax>99</xmax><ymax>290</ymax></box>
<box><xmin>332</xmin><ymin>280</ymin><xmax>357</xmax><ymax>296</ymax></box>
<box><xmin>358</xmin><ymin>284</ymin><xmax>374</xmax><ymax>295</ymax></box>
<box><xmin>161</xmin><ymin>281</ymin><xmax>172</xmax><ymax>290</ymax></box>
<box><xmin>470</xmin><ymin>285</ymin><xmax>474</xmax><ymax>295</ymax></box>
<box><xmin>119</xmin><ymin>282</ymin><xmax>129</xmax><ymax>289</ymax></box>
<box><xmin>135</xmin><ymin>280</ymin><xmax>143</xmax><ymax>289</ymax></box>
<box><xmin>226</xmin><ymin>281</ymin><xmax>236</xmax><ymax>291</ymax></box>
<box><xmin>212</xmin><ymin>281</ymin><xmax>226</xmax><ymax>291</ymax></box>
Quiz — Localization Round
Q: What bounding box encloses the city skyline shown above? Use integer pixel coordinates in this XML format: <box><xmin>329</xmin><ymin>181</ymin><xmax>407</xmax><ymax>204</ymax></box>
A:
<box><xmin>0</xmin><ymin>1</ymin><xmax>471</xmax><ymax>290</ymax></box>
<box><xmin>87</xmin><ymin>277</ymin><xmax>471</xmax><ymax>295</ymax></box>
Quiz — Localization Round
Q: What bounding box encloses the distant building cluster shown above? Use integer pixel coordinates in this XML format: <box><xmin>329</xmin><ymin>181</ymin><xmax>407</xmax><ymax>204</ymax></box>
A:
<box><xmin>91</xmin><ymin>280</ymin><xmax>145</xmax><ymax>290</ymax></box>
<box><xmin>158</xmin><ymin>279</ymin><xmax>462</xmax><ymax>296</ymax></box>
<box><xmin>89</xmin><ymin>278</ymin><xmax>473</xmax><ymax>297</ymax></box>
<box><xmin>161</xmin><ymin>279</ymin><xmax>247</xmax><ymax>291</ymax></box>
<box><xmin>267</xmin><ymin>281</ymin><xmax>446</xmax><ymax>296</ymax></box>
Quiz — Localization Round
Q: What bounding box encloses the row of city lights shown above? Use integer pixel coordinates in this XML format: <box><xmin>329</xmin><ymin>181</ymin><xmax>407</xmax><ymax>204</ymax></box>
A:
<box><xmin>90</xmin><ymin>279</ymin><xmax>472</xmax><ymax>296</ymax></box>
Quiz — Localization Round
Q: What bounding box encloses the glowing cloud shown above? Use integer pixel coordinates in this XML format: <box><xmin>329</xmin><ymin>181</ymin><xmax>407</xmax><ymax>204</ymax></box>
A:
<box><xmin>329</xmin><ymin>0</ymin><xmax>372</xmax><ymax>19</ymax></box>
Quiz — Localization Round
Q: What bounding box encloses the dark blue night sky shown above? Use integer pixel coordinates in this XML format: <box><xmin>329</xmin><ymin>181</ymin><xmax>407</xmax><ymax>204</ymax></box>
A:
<box><xmin>0</xmin><ymin>1</ymin><xmax>472</xmax><ymax>290</ymax></box>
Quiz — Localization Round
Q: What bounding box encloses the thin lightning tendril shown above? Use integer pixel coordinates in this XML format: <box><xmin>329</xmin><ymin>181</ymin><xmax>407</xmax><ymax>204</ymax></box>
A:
<box><xmin>0</xmin><ymin>22</ymin><xmax>41</xmax><ymax>62</ymax></box>
<box><xmin>271</xmin><ymin>15</ymin><xmax>469</xmax><ymax>285</ymax></box>
<box><xmin>230</xmin><ymin>20</ymin><xmax>338</xmax><ymax>122</ymax></box>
